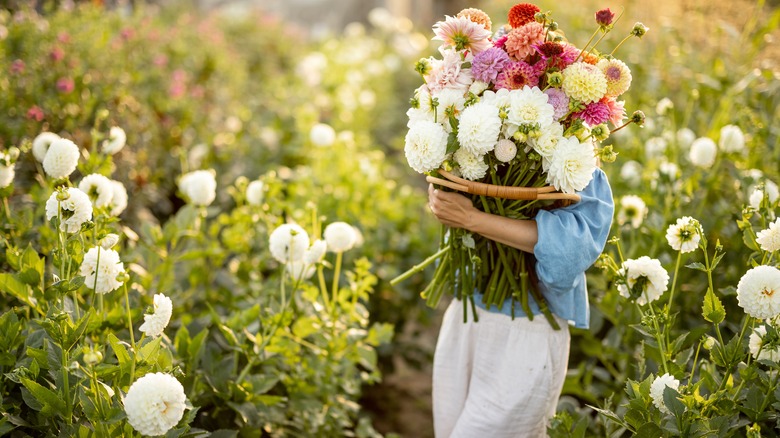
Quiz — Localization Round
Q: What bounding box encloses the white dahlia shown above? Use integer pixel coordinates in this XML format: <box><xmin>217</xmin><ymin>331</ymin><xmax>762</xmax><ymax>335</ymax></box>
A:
<box><xmin>650</xmin><ymin>373</ymin><xmax>681</xmax><ymax>414</ymax></box>
<box><xmin>480</xmin><ymin>88</ymin><xmax>511</xmax><ymax>110</ymax></box>
<box><xmin>656</xmin><ymin>98</ymin><xmax>674</xmax><ymax>116</ymax></box>
<box><xmin>507</xmin><ymin>86</ymin><xmax>555</xmax><ymax>129</ymax></box>
<box><xmin>665</xmin><ymin>216</ymin><xmax>702</xmax><ymax>254</ymax></box>
<box><xmin>245</xmin><ymin>180</ymin><xmax>264</xmax><ymax>206</ymax></box>
<box><xmin>269</xmin><ymin>223</ymin><xmax>310</xmax><ymax>263</ymax></box>
<box><xmin>404</xmin><ymin>121</ymin><xmax>448</xmax><ymax>174</ymax></box>
<box><xmin>561</xmin><ymin>62</ymin><xmax>607</xmax><ymax>104</ymax></box>
<box><xmin>545</xmin><ymin>136</ymin><xmax>596</xmax><ymax>194</ymax></box>
<box><xmin>304</xmin><ymin>239</ymin><xmax>327</xmax><ymax>264</ymax></box>
<box><xmin>434</xmin><ymin>88</ymin><xmax>467</xmax><ymax>120</ymax></box>
<box><xmin>749</xmin><ymin>181</ymin><xmax>779</xmax><ymax>209</ymax></box>
<box><xmin>617</xmin><ymin>195</ymin><xmax>647</xmax><ymax>229</ymax></box>
<box><xmin>676</xmin><ymin>128</ymin><xmax>696</xmax><ymax>149</ymax></box>
<box><xmin>597</xmin><ymin>58</ymin><xmax>632</xmax><ymax>98</ymax></box>
<box><xmin>689</xmin><ymin>137</ymin><xmax>717</xmax><ymax>168</ymax></box>
<box><xmin>139</xmin><ymin>293</ymin><xmax>173</xmax><ymax>338</ymax></box>
<box><xmin>124</xmin><ymin>372</ymin><xmax>186</xmax><ymax>437</ymax></box>
<box><xmin>108</xmin><ymin>180</ymin><xmax>128</xmax><ymax>217</ymax></box>
<box><xmin>620</xmin><ymin>160</ymin><xmax>643</xmax><ymax>187</ymax></box>
<box><xmin>310</xmin><ymin>123</ymin><xmax>336</xmax><ymax>147</ymax></box>
<box><xmin>531</xmin><ymin>122</ymin><xmax>564</xmax><ymax>170</ymax></box>
<box><xmin>757</xmin><ymin>218</ymin><xmax>780</xmax><ymax>252</ymax></box>
<box><xmin>178</xmin><ymin>169</ymin><xmax>217</xmax><ymax>207</ymax></box>
<box><xmin>42</xmin><ymin>138</ymin><xmax>80</xmax><ymax>179</ymax></box>
<box><xmin>457</xmin><ymin>101</ymin><xmax>501</xmax><ymax>155</ymax></box>
<box><xmin>79</xmin><ymin>246</ymin><xmax>125</xmax><ymax>294</ymax></box>
<box><xmin>99</xmin><ymin>233</ymin><xmax>120</xmax><ymax>249</ymax></box>
<box><xmin>101</xmin><ymin>126</ymin><xmax>126</xmax><ymax>155</ymax></box>
<box><xmin>658</xmin><ymin>161</ymin><xmax>680</xmax><ymax>180</ymax></box>
<box><xmin>45</xmin><ymin>188</ymin><xmax>93</xmax><ymax>233</ymax></box>
<box><xmin>453</xmin><ymin>148</ymin><xmax>488</xmax><ymax>181</ymax></box>
<box><xmin>286</xmin><ymin>260</ymin><xmax>316</xmax><ymax>281</ymax></box>
<box><xmin>645</xmin><ymin>137</ymin><xmax>667</xmax><ymax>160</ymax></box>
<box><xmin>617</xmin><ymin>256</ymin><xmax>669</xmax><ymax>305</ymax></box>
<box><xmin>749</xmin><ymin>326</ymin><xmax>780</xmax><ymax>362</ymax></box>
<box><xmin>737</xmin><ymin>266</ymin><xmax>780</xmax><ymax>319</ymax></box>
<box><xmin>32</xmin><ymin>132</ymin><xmax>60</xmax><ymax>163</ymax></box>
<box><xmin>494</xmin><ymin>138</ymin><xmax>517</xmax><ymax>163</ymax></box>
<box><xmin>719</xmin><ymin>124</ymin><xmax>745</xmax><ymax>153</ymax></box>
<box><xmin>78</xmin><ymin>173</ymin><xmax>114</xmax><ymax>208</ymax></box>
<box><xmin>0</xmin><ymin>152</ymin><xmax>14</xmax><ymax>189</ymax></box>
<box><xmin>324</xmin><ymin>222</ymin><xmax>357</xmax><ymax>253</ymax></box>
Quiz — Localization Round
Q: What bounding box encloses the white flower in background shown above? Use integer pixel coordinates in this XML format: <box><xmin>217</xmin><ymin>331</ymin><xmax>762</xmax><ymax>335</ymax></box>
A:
<box><xmin>310</xmin><ymin>123</ymin><xmax>336</xmax><ymax>147</ymax></box>
<box><xmin>737</xmin><ymin>265</ymin><xmax>780</xmax><ymax>319</ymax></box>
<box><xmin>531</xmin><ymin>122</ymin><xmax>564</xmax><ymax>170</ymax></box>
<box><xmin>756</xmin><ymin>218</ymin><xmax>780</xmax><ymax>252</ymax></box>
<box><xmin>245</xmin><ymin>180</ymin><xmax>264</xmax><ymax>206</ymax></box>
<box><xmin>0</xmin><ymin>152</ymin><xmax>14</xmax><ymax>189</ymax></box>
<box><xmin>139</xmin><ymin>293</ymin><xmax>173</xmax><ymax>338</ymax></box>
<box><xmin>507</xmin><ymin>86</ymin><xmax>555</xmax><ymax>130</ymax></box>
<box><xmin>32</xmin><ymin>132</ymin><xmax>60</xmax><ymax>162</ymax></box>
<box><xmin>324</xmin><ymin>222</ymin><xmax>357</xmax><ymax>253</ymax></box>
<box><xmin>688</xmin><ymin>137</ymin><xmax>717</xmax><ymax>168</ymax></box>
<box><xmin>617</xmin><ymin>195</ymin><xmax>647</xmax><ymax>229</ymax></box>
<box><xmin>178</xmin><ymin>170</ymin><xmax>217</xmax><ymax>207</ymax></box>
<box><xmin>676</xmin><ymin>128</ymin><xmax>696</xmax><ymax>149</ymax></box>
<box><xmin>42</xmin><ymin>138</ymin><xmax>80</xmax><ymax>179</ymax></box>
<box><xmin>296</xmin><ymin>52</ymin><xmax>327</xmax><ymax>87</ymax></box>
<box><xmin>650</xmin><ymin>373</ymin><xmax>681</xmax><ymax>414</ymax></box>
<box><xmin>304</xmin><ymin>240</ymin><xmax>327</xmax><ymax>264</ymax></box>
<box><xmin>457</xmin><ymin>101</ymin><xmax>500</xmax><ymax>155</ymax></box>
<box><xmin>269</xmin><ymin>223</ymin><xmax>310</xmax><ymax>263</ymax></box>
<box><xmin>644</xmin><ymin>136</ymin><xmax>667</xmax><ymax>160</ymax></box>
<box><xmin>620</xmin><ymin>160</ymin><xmax>643</xmax><ymax>186</ymax></box>
<box><xmin>546</xmin><ymin>136</ymin><xmax>596</xmax><ymax>194</ymax></box>
<box><xmin>718</xmin><ymin>124</ymin><xmax>745</xmax><ymax>153</ymax></box>
<box><xmin>108</xmin><ymin>180</ymin><xmax>128</xmax><ymax>217</ymax></box>
<box><xmin>494</xmin><ymin>138</ymin><xmax>517</xmax><ymax>163</ymax></box>
<box><xmin>749</xmin><ymin>326</ymin><xmax>780</xmax><ymax>362</ymax></box>
<box><xmin>78</xmin><ymin>173</ymin><xmax>114</xmax><ymax>208</ymax></box>
<box><xmin>101</xmin><ymin>126</ymin><xmax>126</xmax><ymax>155</ymax></box>
<box><xmin>352</xmin><ymin>225</ymin><xmax>365</xmax><ymax>248</ymax></box>
<box><xmin>749</xmin><ymin>181</ymin><xmax>779</xmax><ymax>209</ymax></box>
<box><xmin>454</xmin><ymin>148</ymin><xmax>488</xmax><ymax>181</ymax></box>
<box><xmin>79</xmin><ymin>246</ymin><xmax>125</xmax><ymax>294</ymax></box>
<box><xmin>286</xmin><ymin>261</ymin><xmax>316</xmax><ymax>281</ymax></box>
<box><xmin>99</xmin><ymin>233</ymin><xmax>119</xmax><ymax>249</ymax></box>
<box><xmin>45</xmin><ymin>188</ymin><xmax>93</xmax><ymax>233</ymax></box>
<box><xmin>124</xmin><ymin>372</ymin><xmax>186</xmax><ymax>437</ymax></box>
<box><xmin>404</xmin><ymin>121</ymin><xmax>448</xmax><ymax>174</ymax></box>
<box><xmin>658</xmin><ymin>161</ymin><xmax>680</xmax><ymax>180</ymax></box>
<box><xmin>617</xmin><ymin>256</ymin><xmax>669</xmax><ymax>305</ymax></box>
<box><xmin>665</xmin><ymin>216</ymin><xmax>702</xmax><ymax>253</ymax></box>
<box><xmin>656</xmin><ymin>97</ymin><xmax>674</xmax><ymax>115</ymax></box>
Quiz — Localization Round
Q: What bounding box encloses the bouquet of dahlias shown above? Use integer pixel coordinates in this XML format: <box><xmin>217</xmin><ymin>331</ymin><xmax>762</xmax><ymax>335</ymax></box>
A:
<box><xmin>392</xmin><ymin>3</ymin><xmax>647</xmax><ymax>327</ymax></box>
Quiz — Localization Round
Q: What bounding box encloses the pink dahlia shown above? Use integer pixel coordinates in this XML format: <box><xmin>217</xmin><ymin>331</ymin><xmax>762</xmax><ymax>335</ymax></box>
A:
<box><xmin>544</xmin><ymin>88</ymin><xmax>570</xmax><ymax>121</ymax></box>
<box><xmin>495</xmin><ymin>61</ymin><xmax>540</xmax><ymax>90</ymax></box>
<box><xmin>49</xmin><ymin>47</ymin><xmax>64</xmax><ymax>62</ymax></box>
<box><xmin>493</xmin><ymin>35</ymin><xmax>509</xmax><ymax>49</ymax></box>
<box><xmin>27</xmin><ymin>106</ymin><xmax>44</xmax><ymax>121</ymax></box>
<box><xmin>472</xmin><ymin>47</ymin><xmax>511</xmax><ymax>83</ymax></box>
<box><xmin>604</xmin><ymin>98</ymin><xmax>627</xmax><ymax>126</ymax></box>
<box><xmin>574</xmin><ymin>100</ymin><xmax>611</xmax><ymax>126</ymax></box>
<box><xmin>504</xmin><ymin>22</ymin><xmax>545</xmax><ymax>61</ymax></box>
<box><xmin>425</xmin><ymin>49</ymin><xmax>473</xmax><ymax>93</ymax></box>
<box><xmin>432</xmin><ymin>15</ymin><xmax>492</xmax><ymax>53</ymax></box>
<box><xmin>10</xmin><ymin>59</ymin><xmax>25</xmax><ymax>75</ymax></box>
<box><xmin>56</xmin><ymin>77</ymin><xmax>74</xmax><ymax>94</ymax></box>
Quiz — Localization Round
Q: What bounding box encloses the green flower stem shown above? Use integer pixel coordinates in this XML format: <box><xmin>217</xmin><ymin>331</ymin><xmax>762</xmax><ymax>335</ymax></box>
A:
<box><xmin>317</xmin><ymin>264</ymin><xmax>331</xmax><ymax>310</ymax></box>
<box><xmin>664</xmin><ymin>250</ymin><xmax>683</xmax><ymax>351</ymax></box>
<box><xmin>390</xmin><ymin>245</ymin><xmax>450</xmax><ymax>286</ymax></box>
<box><xmin>123</xmin><ymin>283</ymin><xmax>136</xmax><ymax>383</ymax></box>
<box><xmin>331</xmin><ymin>251</ymin><xmax>343</xmax><ymax>311</ymax></box>
<box><xmin>689</xmin><ymin>340</ymin><xmax>703</xmax><ymax>381</ymax></box>
<box><xmin>89</xmin><ymin>365</ymin><xmax>107</xmax><ymax>422</ymax></box>
<box><xmin>425</xmin><ymin>253</ymin><xmax>451</xmax><ymax>308</ymax></box>
<box><xmin>577</xmin><ymin>28</ymin><xmax>601</xmax><ymax>62</ymax></box>
<box><xmin>61</xmin><ymin>347</ymin><xmax>72</xmax><ymax>423</ymax></box>
<box><xmin>609</xmin><ymin>33</ymin><xmax>634</xmax><ymax>55</ymax></box>
<box><xmin>641</xmin><ymin>300</ymin><xmax>669</xmax><ymax>374</ymax></box>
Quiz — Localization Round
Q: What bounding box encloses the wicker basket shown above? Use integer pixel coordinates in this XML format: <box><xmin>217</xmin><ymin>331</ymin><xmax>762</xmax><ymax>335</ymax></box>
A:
<box><xmin>426</xmin><ymin>169</ymin><xmax>581</xmax><ymax>202</ymax></box>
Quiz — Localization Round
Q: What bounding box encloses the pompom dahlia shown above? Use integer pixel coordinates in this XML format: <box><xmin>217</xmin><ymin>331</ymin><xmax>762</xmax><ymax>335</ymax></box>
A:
<box><xmin>269</xmin><ymin>223</ymin><xmax>310</xmax><ymax>263</ymax></box>
<box><xmin>650</xmin><ymin>374</ymin><xmax>681</xmax><ymax>414</ymax></box>
<box><xmin>32</xmin><ymin>132</ymin><xmax>60</xmax><ymax>162</ymax></box>
<box><xmin>508</xmin><ymin>3</ymin><xmax>541</xmax><ymax>28</ymax></box>
<box><xmin>108</xmin><ymin>180</ymin><xmax>128</xmax><ymax>217</ymax></box>
<box><xmin>124</xmin><ymin>373</ymin><xmax>186</xmax><ymax>437</ymax></box>
<box><xmin>45</xmin><ymin>188</ymin><xmax>93</xmax><ymax>233</ymax></box>
<box><xmin>504</xmin><ymin>22</ymin><xmax>546</xmax><ymax>60</ymax></box>
<box><xmin>286</xmin><ymin>260</ymin><xmax>316</xmax><ymax>281</ymax></box>
<box><xmin>749</xmin><ymin>326</ymin><xmax>780</xmax><ymax>362</ymax></box>
<box><xmin>304</xmin><ymin>239</ymin><xmax>327</xmax><ymax>264</ymax></box>
<box><xmin>457</xmin><ymin>8</ymin><xmax>492</xmax><ymax>31</ymax></box>
<box><xmin>432</xmin><ymin>15</ymin><xmax>492</xmax><ymax>53</ymax></box>
<box><xmin>494</xmin><ymin>138</ymin><xmax>518</xmax><ymax>163</ymax></box>
<box><xmin>310</xmin><ymin>123</ymin><xmax>336</xmax><ymax>147</ymax></box>
<box><xmin>756</xmin><ymin>218</ymin><xmax>780</xmax><ymax>252</ymax></box>
<box><xmin>404</xmin><ymin>121</ymin><xmax>448</xmax><ymax>174</ymax></box>
<box><xmin>617</xmin><ymin>256</ymin><xmax>669</xmax><ymax>305</ymax></box>
<box><xmin>471</xmin><ymin>47</ymin><xmax>511</xmax><ymax>83</ymax></box>
<box><xmin>42</xmin><ymin>138</ymin><xmax>80</xmax><ymax>179</ymax></box>
<box><xmin>562</xmin><ymin>62</ymin><xmax>607</xmax><ymax>104</ymax></box>
<box><xmin>719</xmin><ymin>124</ymin><xmax>745</xmax><ymax>153</ymax></box>
<box><xmin>737</xmin><ymin>265</ymin><xmax>780</xmax><ymax>319</ymax></box>
<box><xmin>597</xmin><ymin>58</ymin><xmax>632</xmax><ymax>98</ymax></box>
<box><xmin>545</xmin><ymin>136</ymin><xmax>596</xmax><ymax>194</ymax></box>
<box><xmin>665</xmin><ymin>216</ymin><xmax>701</xmax><ymax>253</ymax></box>
<box><xmin>453</xmin><ymin>148</ymin><xmax>488</xmax><ymax>181</ymax></box>
<box><xmin>494</xmin><ymin>60</ymin><xmax>540</xmax><ymax>90</ymax></box>
<box><xmin>245</xmin><ymin>180</ymin><xmax>264</xmax><ymax>206</ymax></box>
<box><xmin>78</xmin><ymin>173</ymin><xmax>114</xmax><ymax>208</ymax></box>
<box><xmin>457</xmin><ymin>101</ymin><xmax>501</xmax><ymax>156</ymax></box>
<box><xmin>324</xmin><ymin>222</ymin><xmax>357</xmax><ymax>252</ymax></box>
<box><xmin>139</xmin><ymin>293</ymin><xmax>173</xmax><ymax>338</ymax></box>
<box><xmin>179</xmin><ymin>169</ymin><xmax>217</xmax><ymax>206</ymax></box>
<box><xmin>688</xmin><ymin>137</ymin><xmax>717</xmax><ymax>168</ymax></box>
<box><xmin>79</xmin><ymin>246</ymin><xmax>125</xmax><ymax>294</ymax></box>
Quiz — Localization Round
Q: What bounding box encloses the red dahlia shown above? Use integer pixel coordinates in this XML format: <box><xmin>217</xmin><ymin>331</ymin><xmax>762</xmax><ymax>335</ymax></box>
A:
<box><xmin>508</xmin><ymin>3</ymin><xmax>541</xmax><ymax>28</ymax></box>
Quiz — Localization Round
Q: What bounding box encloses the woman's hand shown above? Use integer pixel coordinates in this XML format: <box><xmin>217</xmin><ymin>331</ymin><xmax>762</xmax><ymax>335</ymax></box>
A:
<box><xmin>428</xmin><ymin>184</ymin><xmax>480</xmax><ymax>229</ymax></box>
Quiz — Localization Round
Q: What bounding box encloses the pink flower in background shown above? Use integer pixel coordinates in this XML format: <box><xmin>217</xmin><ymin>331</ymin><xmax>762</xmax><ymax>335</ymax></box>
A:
<box><xmin>50</xmin><ymin>47</ymin><xmax>64</xmax><ymax>62</ymax></box>
<box><xmin>121</xmin><ymin>28</ymin><xmax>135</xmax><ymax>40</ymax></box>
<box><xmin>190</xmin><ymin>85</ymin><xmax>205</xmax><ymax>99</ymax></box>
<box><xmin>169</xmin><ymin>69</ymin><xmax>187</xmax><ymax>98</ymax></box>
<box><xmin>10</xmin><ymin>59</ymin><xmax>25</xmax><ymax>74</ymax></box>
<box><xmin>153</xmin><ymin>54</ymin><xmax>169</xmax><ymax>67</ymax></box>
<box><xmin>574</xmin><ymin>100</ymin><xmax>611</xmax><ymax>126</ymax></box>
<box><xmin>56</xmin><ymin>77</ymin><xmax>74</xmax><ymax>94</ymax></box>
<box><xmin>57</xmin><ymin>32</ymin><xmax>71</xmax><ymax>43</ymax></box>
<box><xmin>27</xmin><ymin>106</ymin><xmax>44</xmax><ymax>121</ymax></box>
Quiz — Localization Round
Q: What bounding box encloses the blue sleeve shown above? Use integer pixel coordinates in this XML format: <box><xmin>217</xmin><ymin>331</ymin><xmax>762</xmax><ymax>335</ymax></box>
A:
<box><xmin>533</xmin><ymin>168</ymin><xmax>614</xmax><ymax>294</ymax></box>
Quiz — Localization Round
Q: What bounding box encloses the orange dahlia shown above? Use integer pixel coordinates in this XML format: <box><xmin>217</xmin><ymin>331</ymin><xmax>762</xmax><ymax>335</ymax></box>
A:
<box><xmin>508</xmin><ymin>3</ymin><xmax>540</xmax><ymax>28</ymax></box>
<box><xmin>457</xmin><ymin>8</ymin><xmax>492</xmax><ymax>31</ymax></box>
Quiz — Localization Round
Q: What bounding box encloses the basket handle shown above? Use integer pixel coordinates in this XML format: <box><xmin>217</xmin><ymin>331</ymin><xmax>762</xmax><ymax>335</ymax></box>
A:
<box><xmin>427</xmin><ymin>169</ymin><xmax>581</xmax><ymax>202</ymax></box>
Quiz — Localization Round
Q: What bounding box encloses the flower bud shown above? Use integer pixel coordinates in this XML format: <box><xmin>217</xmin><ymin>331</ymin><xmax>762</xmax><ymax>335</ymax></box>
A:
<box><xmin>631</xmin><ymin>22</ymin><xmax>649</xmax><ymax>37</ymax></box>
<box><xmin>595</xmin><ymin>8</ymin><xmax>615</xmax><ymax>28</ymax></box>
<box><xmin>99</xmin><ymin>233</ymin><xmax>119</xmax><ymax>249</ymax></box>
<box><xmin>548</xmin><ymin>21</ymin><xmax>558</xmax><ymax>31</ymax></box>
<box><xmin>598</xmin><ymin>145</ymin><xmax>618</xmax><ymax>163</ymax></box>
<box><xmin>547</xmin><ymin>71</ymin><xmax>563</xmax><ymax>87</ymax></box>
<box><xmin>414</xmin><ymin>58</ymin><xmax>431</xmax><ymax>76</ymax></box>
<box><xmin>553</xmin><ymin>35</ymin><xmax>564</xmax><ymax>42</ymax></box>
<box><xmin>591</xmin><ymin>124</ymin><xmax>610</xmax><ymax>142</ymax></box>
<box><xmin>96</xmin><ymin>108</ymin><xmax>110</xmax><ymax>121</ymax></box>
<box><xmin>703</xmin><ymin>336</ymin><xmax>716</xmax><ymax>350</ymax></box>
<box><xmin>512</xmin><ymin>130</ymin><xmax>527</xmax><ymax>143</ymax></box>
<box><xmin>534</xmin><ymin>12</ymin><xmax>545</xmax><ymax>23</ymax></box>
<box><xmin>630</xmin><ymin>110</ymin><xmax>646</xmax><ymax>126</ymax></box>
<box><xmin>234</xmin><ymin>175</ymin><xmax>248</xmax><ymax>190</ymax></box>
<box><xmin>115</xmin><ymin>271</ymin><xmax>130</xmax><ymax>283</ymax></box>
<box><xmin>83</xmin><ymin>349</ymin><xmax>103</xmax><ymax>366</ymax></box>
<box><xmin>56</xmin><ymin>187</ymin><xmax>70</xmax><ymax>202</ymax></box>
<box><xmin>7</xmin><ymin>146</ymin><xmax>20</xmax><ymax>161</ymax></box>
<box><xmin>409</xmin><ymin>96</ymin><xmax>420</xmax><ymax>109</ymax></box>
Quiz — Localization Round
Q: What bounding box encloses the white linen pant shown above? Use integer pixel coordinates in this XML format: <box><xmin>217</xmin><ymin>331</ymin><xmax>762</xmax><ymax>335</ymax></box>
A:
<box><xmin>432</xmin><ymin>299</ymin><xmax>570</xmax><ymax>438</ymax></box>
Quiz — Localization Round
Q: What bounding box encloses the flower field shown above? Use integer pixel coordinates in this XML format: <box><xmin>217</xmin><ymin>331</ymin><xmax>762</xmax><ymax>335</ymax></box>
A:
<box><xmin>0</xmin><ymin>0</ymin><xmax>779</xmax><ymax>436</ymax></box>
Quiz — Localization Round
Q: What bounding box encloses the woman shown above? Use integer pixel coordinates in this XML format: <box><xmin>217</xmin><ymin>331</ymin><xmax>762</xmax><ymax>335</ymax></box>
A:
<box><xmin>427</xmin><ymin>167</ymin><xmax>614</xmax><ymax>437</ymax></box>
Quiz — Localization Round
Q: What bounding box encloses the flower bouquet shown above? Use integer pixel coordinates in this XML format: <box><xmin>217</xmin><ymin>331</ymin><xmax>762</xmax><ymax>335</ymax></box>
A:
<box><xmin>392</xmin><ymin>3</ymin><xmax>647</xmax><ymax>327</ymax></box>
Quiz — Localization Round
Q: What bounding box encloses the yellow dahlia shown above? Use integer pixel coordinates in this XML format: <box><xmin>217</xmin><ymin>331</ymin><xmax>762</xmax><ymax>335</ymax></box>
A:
<box><xmin>457</xmin><ymin>8</ymin><xmax>492</xmax><ymax>31</ymax></box>
<box><xmin>562</xmin><ymin>62</ymin><xmax>607</xmax><ymax>104</ymax></box>
<box><xmin>597</xmin><ymin>58</ymin><xmax>632</xmax><ymax>98</ymax></box>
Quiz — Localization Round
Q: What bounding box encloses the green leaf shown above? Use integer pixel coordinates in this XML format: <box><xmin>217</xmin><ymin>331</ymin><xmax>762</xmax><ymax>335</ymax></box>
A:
<box><xmin>702</xmin><ymin>287</ymin><xmax>725</xmax><ymax>324</ymax></box>
<box><xmin>292</xmin><ymin>316</ymin><xmax>319</xmax><ymax>339</ymax></box>
<box><xmin>138</xmin><ymin>336</ymin><xmax>163</xmax><ymax>363</ymax></box>
<box><xmin>743</xmin><ymin>228</ymin><xmax>760</xmax><ymax>251</ymax></box>
<box><xmin>0</xmin><ymin>273</ymin><xmax>29</xmax><ymax>304</ymax></box>
<box><xmin>445</xmin><ymin>131</ymin><xmax>459</xmax><ymax>155</ymax></box>
<box><xmin>20</xmin><ymin>377</ymin><xmax>67</xmax><ymax>416</ymax></box>
<box><xmin>635</xmin><ymin>422</ymin><xmax>663</xmax><ymax>438</ymax></box>
<box><xmin>663</xmin><ymin>386</ymin><xmax>685</xmax><ymax>418</ymax></box>
<box><xmin>108</xmin><ymin>333</ymin><xmax>132</xmax><ymax>378</ymax></box>
<box><xmin>366</xmin><ymin>322</ymin><xmax>394</xmax><ymax>346</ymax></box>
<box><xmin>188</xmin><ymin>329</ymin><xmax>208</xmax><ymax>369</ymax></box>
<box><xmin>685</xmin><ymin>262</ymin><xmax>707</xmax><ymax>272</ymax></box>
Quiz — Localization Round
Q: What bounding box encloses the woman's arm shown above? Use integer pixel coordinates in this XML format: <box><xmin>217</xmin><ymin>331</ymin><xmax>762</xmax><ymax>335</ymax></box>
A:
<box><xmin>427</xmin><ymin>184</ymin><xmax>538</xmax><ymax>253</ymax></box>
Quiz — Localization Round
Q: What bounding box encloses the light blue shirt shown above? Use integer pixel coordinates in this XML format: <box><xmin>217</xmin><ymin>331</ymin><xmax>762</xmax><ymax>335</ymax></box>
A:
<box><xmin>472</xmin><ymin>168</ymin><xmax>614</xmax><ymax>329</ymax></box>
